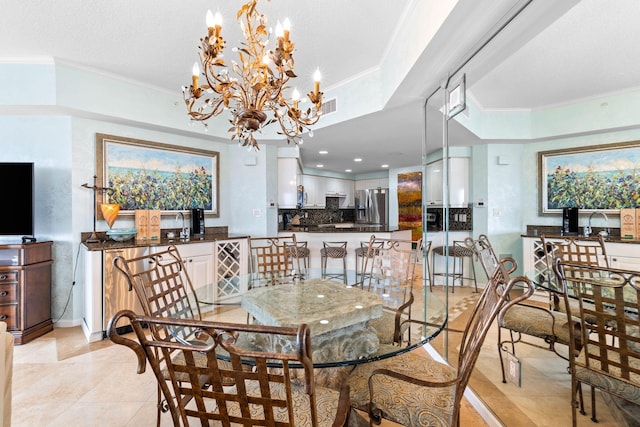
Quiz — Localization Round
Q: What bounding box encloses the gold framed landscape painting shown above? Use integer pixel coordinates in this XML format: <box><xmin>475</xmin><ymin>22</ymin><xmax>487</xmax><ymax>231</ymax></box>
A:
<box><xmin>96</xmin><ymin>134</ymin><xmax>219</xmax><ymax>216</ymax></box>
<box><xmin>398</xmin><ymin>172</ymin><xmax>422</xmax><ymax>240</ymax></box>
<box><xmin>538</xmin><ymin>140</ymin><xmax>640</xmax><ymax>215</ymax></box>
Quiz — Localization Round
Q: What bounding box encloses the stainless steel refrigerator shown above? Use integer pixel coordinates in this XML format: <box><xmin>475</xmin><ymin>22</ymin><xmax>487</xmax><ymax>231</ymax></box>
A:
<box><xmin>355</xmin><ymin>188</ymin><xmax>389</xmax><ymax>225</ymax></box>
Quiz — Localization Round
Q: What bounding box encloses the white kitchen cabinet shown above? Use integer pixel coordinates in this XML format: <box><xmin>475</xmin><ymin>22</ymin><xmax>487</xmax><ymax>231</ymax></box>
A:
<box><xmin>426</xmin><ymin>161</ymin><xmax>443</xmax><ymax>206</ymax></box>
<box><xmin>425</xmin><ymin>157</ymin><xmax>469</xmax><ymax>207</ymax></box>
<box><xmin>340</xmin><ymin>179</ymin><xmax>355</xmax><ymax>208</ymax></box>
<box><xmin>523</xmin><ymin>238</ymin><xmax>640</xmax><ymax>278</ymax></box>
<box><xmin>302</xmin><ymin>175</ymin><xmax>326</xmax><ymax>208</ymax></box>
<box><xmin>355</xmin><ymin>177</ymin><xmax>389</xmax><ymax>191</ymax></box>
<box><xmin>82</xmin><ymin>238</ymin><xmax>249</xmax><ymax>342</ymax></box>
<box><xmin>167</xmin><ymin>242</ymin><xmax>214</xmax><ymax>291</ymax></box>
<box><xmin>606</xmin><ymin>242</ymin><xmax>640</xmax><ymax>270</ymax></box>
<box><xmin>323</xmin><ymin>177</ymin><xmax>354</xmax><ymax>208</ymax></box>
<box><xmin>277</xmin><ymin>158</ymin><xmax>300</xmax><ymax>209</ymax></box>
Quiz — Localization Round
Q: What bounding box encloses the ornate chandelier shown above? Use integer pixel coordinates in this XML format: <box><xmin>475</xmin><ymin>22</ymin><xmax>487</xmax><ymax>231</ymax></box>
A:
<box><xmin>182</xmin><ymin>0</ymin><xmax>323</xmax><ymax>150</ymax></box>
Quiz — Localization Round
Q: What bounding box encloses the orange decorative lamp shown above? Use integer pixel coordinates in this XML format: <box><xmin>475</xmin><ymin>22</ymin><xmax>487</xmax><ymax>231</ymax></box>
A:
<box><xmin>100</xmin><ymin>203</ymin><xmax>120</xmax><ymax>229</ymax></box>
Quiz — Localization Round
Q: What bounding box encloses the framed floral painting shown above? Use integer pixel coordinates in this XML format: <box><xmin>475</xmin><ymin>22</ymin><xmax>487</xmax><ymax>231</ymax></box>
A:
<box><xmin>95</xmin><ymin>133</ymin><xmax>219</xmax><ymax>216</ymax></box>
<box><xmin>538</xmin><ymin>140</ymin><xmax>640</xmax><ymax>215</ymax></box>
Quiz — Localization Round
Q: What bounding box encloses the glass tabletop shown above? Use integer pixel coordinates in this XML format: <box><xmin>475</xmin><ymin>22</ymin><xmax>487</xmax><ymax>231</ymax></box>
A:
<box><xmin>525</xmin><ymin>265</ymin><xmax>639</xmax><ymax>315</ymax></box>
<box><xmin>189</xmin><ymin>268</ymin><xmax>447</xmax><ymax>368</ymax></box>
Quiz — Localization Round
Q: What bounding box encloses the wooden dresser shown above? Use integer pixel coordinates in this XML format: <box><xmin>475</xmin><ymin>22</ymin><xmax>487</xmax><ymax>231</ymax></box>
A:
<box><xmin>0</xmin><ymin>241</ymin><xmax>53</xmax><ymax>344</ymax></box>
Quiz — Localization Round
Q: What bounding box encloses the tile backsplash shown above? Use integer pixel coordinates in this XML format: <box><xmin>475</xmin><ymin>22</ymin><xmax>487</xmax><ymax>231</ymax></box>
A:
<box><xmin>426</xmin><ymin>206</ymin><xmax>473</xmax><ymax>231</ymax></box>
<box><xmin>279</xmin><ymin>197</ymin><xmax>355</xmax><ymax>226</ymax></box>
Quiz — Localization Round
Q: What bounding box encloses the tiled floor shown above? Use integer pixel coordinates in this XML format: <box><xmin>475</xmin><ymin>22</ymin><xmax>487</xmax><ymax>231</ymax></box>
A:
<box><xmin>10</xmin><ymin>273</ymin><xmax>627</xmax><ymax>426</ymax></box>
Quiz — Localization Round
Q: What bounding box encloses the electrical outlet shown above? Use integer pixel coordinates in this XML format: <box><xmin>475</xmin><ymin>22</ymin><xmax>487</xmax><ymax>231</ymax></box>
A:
<box><xmin>506</xmin><ymin>351</ymin><xmax>522</xmax><ymax>387</ymax></box>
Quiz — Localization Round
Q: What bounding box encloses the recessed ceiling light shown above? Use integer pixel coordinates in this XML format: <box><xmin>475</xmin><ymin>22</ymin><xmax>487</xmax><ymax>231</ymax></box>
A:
<box><xmin>345</xmin><ymin>169</ymin><xmax>352</xmax><ymax>173</ymax></box>
<box><xmin>316</xmin><ymin>164</ymin><xmax>324</xmax><ymax>168</ymax></box>
<box><xmin>354</xmin><ymin>158</ymin><xmax>362</xmax><ymax>162</ymax></box>
<box><xmin>319</xmin><ymin>150</ymin><xmax>328</xmax><ymax>154</ymax></box>
<box><xmin>381</xmin><ymin>164</ymin><xmax>389</xmax><ymax>168</ymax></box>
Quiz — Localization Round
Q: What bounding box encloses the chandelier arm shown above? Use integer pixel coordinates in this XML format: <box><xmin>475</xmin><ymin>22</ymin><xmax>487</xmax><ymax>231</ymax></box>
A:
<box><xmin>201</xmin><ymin>57</ymin><xmax>226</xmax><ymax>85</ymax></box>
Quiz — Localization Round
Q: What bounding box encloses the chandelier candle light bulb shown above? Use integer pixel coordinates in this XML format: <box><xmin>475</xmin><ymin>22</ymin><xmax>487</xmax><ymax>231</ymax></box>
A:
<box><xmin>292</xmin><ymin>88</ymin><xmax>300</xmax><ymax>110</ymax></box>
<box><xmin>183</xmin><ymin>0</ymin><xmax>323</xmax><ymax>150</ymax></box>
<box><xmin>192</xmin><ymin>62</ymin><xmax>200</xmax><ymax>91</ymax></box>
<box><xmin>314</xmin><ymin>69</ymin><xmax>321</xmax><ymax>96</ymax></box>
<box><xmin>283</xmin><ymin>18</ymin><xmax>291</xmax><ymax>41</ymax></box>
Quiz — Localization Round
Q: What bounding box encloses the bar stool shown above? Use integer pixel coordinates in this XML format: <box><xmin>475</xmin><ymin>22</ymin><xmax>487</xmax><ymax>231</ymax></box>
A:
<box><xmin>430</xmin><ymin>241</ymin><xmax>477</xmax><ymax>292</ymax></box>
<box><xmin>321</xmin><ymin>241</ymin><xmax>348</xmax><ymax>284</ymax></box>
<box><xmin>416</xmin><ymin>240</ymin><xmax>432</xmax><ymax>289</ymax></box>
<box><xmin>354</xmin><ymin>239</ymin><xmax>384</xmax><ymax>283</ymax></box>
<box><xmin>285</xmin><ymin>241</ymin><xmax>310</xmax><ymax>278</ymax></box>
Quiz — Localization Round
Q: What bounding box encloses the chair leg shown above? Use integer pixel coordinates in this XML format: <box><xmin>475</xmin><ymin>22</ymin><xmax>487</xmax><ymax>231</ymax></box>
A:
<box><xmin>498</xmin><ymin>326</ymin><xmax>508</xmax><ymax>383</ymax></box>
<box><xmin>451</xmin><ymin>256</ymin><xmax>457</xmax><ymax>293</ymax></box>
<box><xmin>572</xmin><ymin>378</ymin><xmax>579</xmax><ymax>427</ymax></box>
<box><xmin>423</xmin><ymin>254</ymin><xmax>432</xmax><ymax>291</ymax></box>
<box><xmin>342</xmin><ymin>257</ymin><xmax>347</xmax><ymax>284</ymax></box>
<box><xmin>469</xmin><ymin>255</ymin><xmax>478</xmax><ymax>292</ymax></box>
<box><xmin>590</xmin><ymin>386</ymin><xmax>597</xmax><ymax>422</ymax></box>
<box><xmin>577</xmin><ymin>382</ymin><xmax>586</xmax><ymax>416</ymax></box>
<box><xmin>430</xmin><ymin>250</ymin><xmax>435</xmax><ymax>290</ymax></box>
<box><xmin>321</xmin><ymin>254</ymin><xmax>327</xmax><ymax>278</ymax></box>
<box><xmin>156</xmin><ymin>384</ymin><xmax>162</xmax><ymax>427</ymax></box>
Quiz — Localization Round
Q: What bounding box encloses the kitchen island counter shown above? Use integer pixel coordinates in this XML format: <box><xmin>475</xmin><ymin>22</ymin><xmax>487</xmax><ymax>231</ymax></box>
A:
<box><xmin>279</xmin><ymin>228</ymin><xmax>413</xmax><ymax>272</ymax></box>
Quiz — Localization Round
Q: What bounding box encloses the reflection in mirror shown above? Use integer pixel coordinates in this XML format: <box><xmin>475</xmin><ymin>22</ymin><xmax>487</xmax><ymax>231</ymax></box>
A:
<box><xmin>425</xmin><ymin>1</ymin><xmax>640</xmax><ymax>425</ymax></box>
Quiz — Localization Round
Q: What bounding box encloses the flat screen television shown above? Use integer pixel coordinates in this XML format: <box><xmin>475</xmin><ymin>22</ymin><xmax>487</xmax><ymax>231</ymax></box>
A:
<box><xmin>0</xmin><ymin>162</ymin><xmax>34</xmax><ymax>237</ymax></box>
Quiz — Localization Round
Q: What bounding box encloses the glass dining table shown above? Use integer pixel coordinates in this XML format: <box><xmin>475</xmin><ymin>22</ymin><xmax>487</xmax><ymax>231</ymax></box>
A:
<box><xmin>189</xmin><ymin>268</ymin><xmax>448</xmax><ymax>370</ymax></box>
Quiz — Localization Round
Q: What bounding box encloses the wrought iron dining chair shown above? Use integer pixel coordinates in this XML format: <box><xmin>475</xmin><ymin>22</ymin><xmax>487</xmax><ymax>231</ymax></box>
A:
<box><xmin>112</xmin><ymin>245</ymin><xmax>207</xmax><ymax>427</ymax></box>
<box><xmin>108</xmin><ymin>310</ymin><xmax>352</xmax><ymax>427</ymax></box>
<box><xmin>112</xmin><ymin>244</ymin><xmax>203</xmax><ymax>340</ymax></box>
<box><xmin>248</xmin><ymin>234</ymin><xmax>302</xmax><ymax>287</ymax></box>
<box><xmin>553</xmin><ymin>260</ymin><xmax>640</xmax><ymax>427</ymax></box>
<box><xmin>464</xmin><ymin>235</ymin><xmax>581</xmax><ymax>386</ymax></box>
<box><xmin>540</xmin><ymin>234</ymin><xmax>609</xmax><ymax>314</ymax></box>
<box><xmin>359</xmin><ymin>236</ymin><xmax>420</xmax><ymax>347</ymax></box>
<box><xmin>347</xmin><ymin>261</ymin><xmax>535</xmax><ymax>426</ymax></box>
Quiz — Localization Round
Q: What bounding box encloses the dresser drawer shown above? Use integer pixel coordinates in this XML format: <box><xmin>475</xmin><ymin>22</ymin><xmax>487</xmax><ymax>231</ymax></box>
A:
<box><xmin>0</xmin><ymin>305</ymin><xmax>18</xmax><ymax>329</ymax></box>
<box><xmin>0</xmin><ymin>284</ymin><xmax>17</xmax><ymax>303</ymax></box>
<box><xmin>0</xmin><ymin>271</ymin><xmax>18</xmax><ymax>284</ymax></box>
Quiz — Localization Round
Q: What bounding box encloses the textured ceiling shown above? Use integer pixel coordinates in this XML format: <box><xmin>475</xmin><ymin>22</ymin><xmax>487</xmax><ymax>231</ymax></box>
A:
<box><xmin>1</xmin><ymin>0</ymin><xmax>639</xmax><ymax>174</ymax></box>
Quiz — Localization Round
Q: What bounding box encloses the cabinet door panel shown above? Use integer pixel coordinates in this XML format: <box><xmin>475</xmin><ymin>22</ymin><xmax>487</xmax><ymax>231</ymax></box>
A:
<box><xmin>610</xmin><ymin>256</ymin><xmax>640</xmax><ymax>270</ymax></box>
<box><xmin>277</xmin><ymin>158</ymin><xmax>299</xmax><ymax>208</ymax></box>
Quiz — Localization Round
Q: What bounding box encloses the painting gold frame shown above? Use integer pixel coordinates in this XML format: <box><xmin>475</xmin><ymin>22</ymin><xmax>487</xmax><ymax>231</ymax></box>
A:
<box><xmin>95</xmin><ymin>133</ymin><xmax>219</xmax><ymax>217</ymax></box>
<box><xmin>538</xmin><ymin>140</ymin><xmax>640</xmax><ymax>215</ymax></box>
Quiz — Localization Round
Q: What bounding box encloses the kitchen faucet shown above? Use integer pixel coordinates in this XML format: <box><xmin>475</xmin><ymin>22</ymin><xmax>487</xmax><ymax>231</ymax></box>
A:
<box><xmin>176</xmin><ymin>211</ymin><xmax>189</xmax><ymax>240</ymax></box>
<box><xmin>584</xmin><ymin>211</ymin><xmax>609</xmax><ymax>237</ymax></box>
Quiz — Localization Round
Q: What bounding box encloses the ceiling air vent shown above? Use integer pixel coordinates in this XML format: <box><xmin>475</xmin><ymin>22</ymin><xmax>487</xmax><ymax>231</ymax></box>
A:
<box><xmin>320</xmin><ymin>97</ymin><xmax>337</xmax><ymax>116</ymax></box>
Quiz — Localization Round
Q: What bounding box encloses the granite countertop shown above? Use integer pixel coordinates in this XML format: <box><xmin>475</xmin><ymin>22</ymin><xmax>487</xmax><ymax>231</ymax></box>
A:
<box><xmin>521</xmin><ymin>225</ymin><xmax>640</xmax><ymax>243</ymax></box>
<box><xmin>521</xmin><ymin>234</ymin><xmax>640</xmax><ymax>244</ymax></box>
<box><xmin>82</xmin><ymin>229</ymin><xmax>249</xmax><ymax>251</ymax></box>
